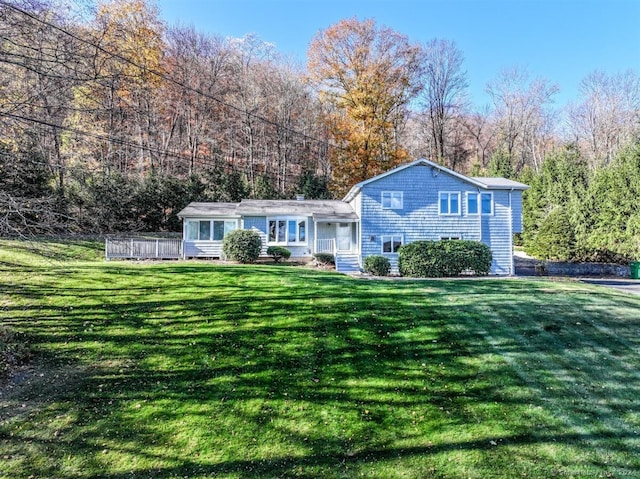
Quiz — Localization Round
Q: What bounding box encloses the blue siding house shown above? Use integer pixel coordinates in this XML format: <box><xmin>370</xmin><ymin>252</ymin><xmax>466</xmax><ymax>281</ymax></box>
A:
<box><xmin>177</xmin><ymin>159</ymin><xmax>528</xmax><ymax>275</ymax></box>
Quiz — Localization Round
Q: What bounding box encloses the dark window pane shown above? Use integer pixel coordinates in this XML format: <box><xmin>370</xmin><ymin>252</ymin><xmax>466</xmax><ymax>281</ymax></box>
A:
<box><xmin>298</xmin><ymin>220</ymin><xmax>306</xmax><ymax>242</ymax></box>
<box><xmin>468</xmin><ymin>193</ymin><xmax>478</xmax><ymax>214</ymax></box>
<box><xmin>450</xmin><ymin>194</ymin><xmax>459</xmax><ymax>214</ymax></box>
<box><xmin>288</xmin><ymin>220</ymin><xmax>297</xmax><ymax>242</ymax></box>
<box><xmin>481</xmin><ymin>194</ymin><xmax>492</xmax><ymax>214</ymax></box>
<box><xmin>213</xmin><ymin>221</ymin><xmax>224</xmax><ymax>240</ymax></box>
<box><xmin>440</xmin><ymin>195</ymin><xmax>448</xmax><ymax>214</ymax></box>
<box><xmin>269</xmin><ymin>220</ymin><xmax>276</xmax><ymax>242</ymax></box>
<box><xmin>199</xmin><ymin>221</ymin><xmax>211</xmax><ymax>240</ymax></box>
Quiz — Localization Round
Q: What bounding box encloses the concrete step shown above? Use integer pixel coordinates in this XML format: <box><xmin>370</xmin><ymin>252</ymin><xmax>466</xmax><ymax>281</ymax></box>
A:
<box><xmin>336</xmin><ymin>254</ymin><xmax>360</xmax><ymax>273</ymax></box>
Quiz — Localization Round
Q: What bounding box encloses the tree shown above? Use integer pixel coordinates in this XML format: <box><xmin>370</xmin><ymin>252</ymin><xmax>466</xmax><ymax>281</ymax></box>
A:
<box><xmin>162</xmin><ymin>25</ymin><xmax>232</xmax><ymax>175</ymax></box>
<box><xmin>0</xmin><ymin>0</ymin><xmax>84</xmax><ymax>233</ymax></box>
<box><xmin>307</xmin><ymin>17</ymin><xmax>422</xmax><ymax>196</ymax></box>
<box><xmin>416</xmin><ymin>39</ymin><xmax>468</xmax><ymax>168</ymax></box>
<box><xmin>486</xmin><ymin>67</ymin><xmax>559</xmax><ymax>175</ymax></box>
<box><xmin>567</xmin><ymin>70</ymin><xmax>640</xmax><ymax>168</ymax></box>
<box><xmin>522</xmin><ymin>145</ymin><xmax>589</xmax><ymax>261</ymax></box>
<box><xmin>577</xmin><ymin>143</ymin><xmax>640</xmax><ymax>261</ymax></box>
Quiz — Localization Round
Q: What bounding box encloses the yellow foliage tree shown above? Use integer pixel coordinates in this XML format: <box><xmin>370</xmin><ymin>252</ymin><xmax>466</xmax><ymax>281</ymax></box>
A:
<box><xmin>68</xmin><ymin>0</ymin><xmax>166</xmax><ymax>171</ymax></box>
<box><xmin>94</xmin><ymin>0</ymin><xmax>165</xmax><ymax>94</ymax></box>
<box><xmin>307</xmin><ymin>18</ymin><xmax>422</xmax><ymax>196</ymax></box>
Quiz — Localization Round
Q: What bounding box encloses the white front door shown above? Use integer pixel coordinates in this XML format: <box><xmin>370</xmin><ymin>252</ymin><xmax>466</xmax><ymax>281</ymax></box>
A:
<box><xmin>336</xmin><ymin>223</ymin><xmax>351</xmax><ymax>251</ymax></box>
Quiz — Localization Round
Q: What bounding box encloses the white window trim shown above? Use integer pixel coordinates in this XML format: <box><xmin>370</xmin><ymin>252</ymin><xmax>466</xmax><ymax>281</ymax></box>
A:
<box><xmin>186</xmin><ymin>219</ymin><xmax>238</xmax><ymax>241</ymax></box>
<box><xmin>439</xmin><ymin>191</ymin><xmax>461</xmax><ymax>216</ymax></box>
<box><xmin>268</xmin><ymin>216</ymin><xmax>308</xmax><ymax>245</ymax></box>
<box><xmin>381</xmin><ymin>191</ymin><xmax>403</xmax><ymax>210</ymax></box>
<box><xmin>381</xmin><ymin>235</ymin><xmax>403</xmax><ymax>254</ymax></box>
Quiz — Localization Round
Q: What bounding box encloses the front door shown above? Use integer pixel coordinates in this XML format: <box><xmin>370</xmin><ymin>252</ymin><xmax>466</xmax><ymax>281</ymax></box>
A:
<box><xmin>336</xmin><ymin>223</ymin><xmax>351</xmax><ymax>251</ymax></box>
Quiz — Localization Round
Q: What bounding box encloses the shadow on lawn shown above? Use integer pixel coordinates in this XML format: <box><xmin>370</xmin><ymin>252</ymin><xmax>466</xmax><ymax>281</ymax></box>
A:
<box><xmin>2</xmin><ymin>265</ymin><xmax>640</xmax><ymax>477</ymax></box>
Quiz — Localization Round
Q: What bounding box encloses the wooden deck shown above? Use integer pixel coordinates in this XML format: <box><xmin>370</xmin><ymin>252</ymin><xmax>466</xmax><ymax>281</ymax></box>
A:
<box><xmin>105</xmin><ymin>238</ymin><xmax>182</xmax><ymax>260</ymax></box>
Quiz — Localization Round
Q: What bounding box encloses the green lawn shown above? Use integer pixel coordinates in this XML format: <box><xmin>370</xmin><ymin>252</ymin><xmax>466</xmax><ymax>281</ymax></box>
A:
<box><xmin>1</xmin><ymin>239</ymin><xmax>639</xmax><ymax>478</ymax></box>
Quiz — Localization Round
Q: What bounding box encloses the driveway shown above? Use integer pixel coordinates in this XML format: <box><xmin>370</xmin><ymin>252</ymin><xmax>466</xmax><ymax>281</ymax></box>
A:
<box><xmin>579</xmin><ymin>279</ymin><xmax>640</xmax><ymax>296</ymax></box>
<box><xmin>514</xmin><ymin>253</ymin><xmax>640</xmax><ymax>295</ymax></box>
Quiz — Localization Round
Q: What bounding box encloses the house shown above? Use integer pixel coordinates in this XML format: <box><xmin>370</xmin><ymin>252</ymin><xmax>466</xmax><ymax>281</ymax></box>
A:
<box><xmin>177</xmin><ymin>159</ymin><xmax>529</xmax><ymax>275</ymax></box>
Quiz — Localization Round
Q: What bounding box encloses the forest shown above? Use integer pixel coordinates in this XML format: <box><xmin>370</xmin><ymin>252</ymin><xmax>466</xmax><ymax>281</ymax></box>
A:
<box><xmin>1</xmin><ymin>0</ymin><xmax>639</xmax><ymax>262</ymax></box>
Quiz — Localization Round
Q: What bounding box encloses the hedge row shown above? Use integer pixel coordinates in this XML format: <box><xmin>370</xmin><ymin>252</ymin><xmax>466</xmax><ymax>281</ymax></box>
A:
<box><xmin>398</xmin><ymin>240</ymin><xmax>492</xmax><ymax>277</ymax></box>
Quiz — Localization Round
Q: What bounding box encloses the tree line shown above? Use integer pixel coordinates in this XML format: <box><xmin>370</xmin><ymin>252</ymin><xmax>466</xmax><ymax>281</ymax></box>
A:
<box><xmin>1</xmin><ymin>0</ymin><xmax>639</xmax><ymax>263</ymax></box>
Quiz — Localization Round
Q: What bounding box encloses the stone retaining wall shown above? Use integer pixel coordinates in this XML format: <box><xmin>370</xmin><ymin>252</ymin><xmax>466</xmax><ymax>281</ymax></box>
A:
<box><xmin>541</xmin><ymin>261</ymin><xmax>630</xmax><ymax>277</ymax></box>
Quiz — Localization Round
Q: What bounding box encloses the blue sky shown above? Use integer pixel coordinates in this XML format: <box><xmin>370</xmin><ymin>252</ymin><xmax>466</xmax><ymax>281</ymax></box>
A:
<box><xmin>156</xmin><ymin>0</ymin><xmax>640</xmax><ymax>109</ymax></box>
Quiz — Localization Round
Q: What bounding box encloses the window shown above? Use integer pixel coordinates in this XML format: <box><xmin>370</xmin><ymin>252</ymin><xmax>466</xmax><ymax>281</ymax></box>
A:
<box><xmin>467</xmin><ymin>192</ymin><xmax>493</xmax><ymax>215</ymax></box>
<box><xmin>213</xmin><ymin>221</ymin><xmax>225</xmax><ymax>241</ymax></box>
<box><xmin>439</xmin><ymin>192</ymin><xmax>460</xmax><ymax>215</ymax></box>
<box><xmin>213</xmin><ymin>220</ymin><xmax>237</xmax><ymax>240</ymax></box>
<box><xmin>381</xmin><ymin>191</ymin><xmax>403</xmax><ymax>209</ymax></box>
<box><xmin>481</xmin><ymin>193</ymin><xmax>493</xmax><ymax>215</ymax></box>
<box><xmin>440</xmin><ymin>236</ymin><xmax>461</xmax><ymax>241</ymax></box>
<box><xmin>186</xmin><ymin>220</ymin><xmax>236</xmax><ymax>240</ymax></box>
<box><xmin>199</xmin><ymin>221</ymin><xmax>211</xmax><ymax>240</ymax></box>
<box><xmin>186</xmin><ymin>221</ymin><xmax>199</xmax><ymax>240</ymax></box>
<box><xmin>268</xmin><ymin>217</ymin><xmax>307</xmax><ymax>244</ymax></box>
<box><xmin>382</xmin><ymin>235</ymin><xmax>403</xmax><ymax>253</ymax></box>
<box><xmin>467</xmin><ymin>192</ymin><xmax>478</xmax><ymax>215</ymax></box>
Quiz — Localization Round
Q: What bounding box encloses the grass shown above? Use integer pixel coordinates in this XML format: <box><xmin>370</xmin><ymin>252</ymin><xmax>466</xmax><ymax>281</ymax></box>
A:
<box><xmin>1</xmin><ymin>238</ymin><xmax>640</xmax><ymax>478</ymax></box>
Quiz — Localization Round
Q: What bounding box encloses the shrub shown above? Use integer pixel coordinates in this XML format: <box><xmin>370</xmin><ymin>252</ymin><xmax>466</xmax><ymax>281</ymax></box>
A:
<box><xmin>266</xmin><ymin>245</ymin><xmax>291</xmax><ymax>263</ymax></box>
<box><xmin>363</xmin><ymin>255</ymin><xmax>391</xmax><ymax>276</ymax></box>
<box><xmin>313</xmin><ymin>252</ymin><xmax>335</xmax><ymax>266</ymax></box>
<box><xmin>526</xmin><ymin>206</ymin><xmax>576</xmax><ymax>261</ymax></box>
<box><xmin>398</xmin><ymin>240</ymin><xmax>492</xmax><ymax>277</ymax></box>
<box><xmin>222</xmin><ymin>229</ymin><xmax>262</xmax><ymax>263</ymax></box>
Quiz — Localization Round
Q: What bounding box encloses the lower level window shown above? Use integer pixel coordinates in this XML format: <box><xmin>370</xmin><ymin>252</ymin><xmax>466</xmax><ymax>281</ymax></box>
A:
<box><xmin>440</xmin><ymin>236</ymin><xmax>461</xmax><ymax>241</ymax></box>
<box><xmin>186</xmin><ymin>220</ymin><xmax>236</xmax><ymax>240</ymax></box>
<box><xmin>382</xmin><ymin>235</ymin><xmax>403</xmax><ymax>253</ymax></box>
<box><xmin>269</xmin><ymin>217</ymin><xmax>307</xmax><ymax>244</ymax></box>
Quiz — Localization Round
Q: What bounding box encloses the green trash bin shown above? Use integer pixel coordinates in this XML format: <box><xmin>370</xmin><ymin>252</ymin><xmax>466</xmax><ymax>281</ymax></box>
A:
<box><xmin>630</xmin><ymin>261</ymin><xmax>640</xmax><ymax>280</ymax></box>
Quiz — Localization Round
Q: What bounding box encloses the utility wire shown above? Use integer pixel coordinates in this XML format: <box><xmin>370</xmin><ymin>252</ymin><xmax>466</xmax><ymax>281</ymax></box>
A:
<box><xmin>1</xmin><ymin>111</ymin><xmax>318</xmax><ymax>184</ymax></box>
<box><xmin>0</xmin><ymin>0</ymin><xmax>336</xmax><ymax>151</ymax></box>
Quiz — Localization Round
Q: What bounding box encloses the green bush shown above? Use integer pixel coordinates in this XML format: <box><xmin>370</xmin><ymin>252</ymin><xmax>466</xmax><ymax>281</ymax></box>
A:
<box><xmin>363</xmin><ymin>255</ymin><xmax>391</xmax><ymax>276</ymax></box>
<box><xmin>222</xmin><ymin>229</ymin><xmax>262</xmax><ymax>263</ymax></box>
<box><xmin>398</xmin><ymin>240</ymin><xmax>492</xmax><ymax>277</ymax></box>
<box><xmin>313</xmin><ymin>252</ymin><xmax>335</xmax><ymax>265</ymax></box>
<box><xmin>526</xmin><ymin>206</ymin><xmax>576</xmax><ymax>261</ymax></box>
<box><xmin>266</xmin><ymin>245</ymin><xmax>291</xmax><ymax>263</ymax></box>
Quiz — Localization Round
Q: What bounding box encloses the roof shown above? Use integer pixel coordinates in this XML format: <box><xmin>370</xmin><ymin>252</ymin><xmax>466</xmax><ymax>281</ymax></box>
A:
<box><xmin>177</xmin><ymin>199</ymin><xmax>358</xmax><ymax>221</ymax></box>
<box><xmin>177</xmin><ymin>202</ymin><xmax>240</xmax><ymax>218</ymax></box>
<box><xmin>470</xmin><ymin>177</ymin><xmax>530</xmax><ymax>190</ymax></box>
<box><xmin>342</xmin><ymin>158</ymin><xmax>529</xmax><ymax>202</ymax></box>
<box><xmin>237</xmin><ymin>199</ymin><xmax>354</xmax><ymax>217</ymax></box>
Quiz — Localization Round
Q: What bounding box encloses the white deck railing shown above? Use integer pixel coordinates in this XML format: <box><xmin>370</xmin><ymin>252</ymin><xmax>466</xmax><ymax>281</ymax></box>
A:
<box><xmin>105</xmin><ymin>238</ymin><xmax>183</xmax><ymax>260</ymax></box>
<box><xmin>315</xmin><ymin>238</ymin><xmax>335</xmax><ymax>254</ymax></box>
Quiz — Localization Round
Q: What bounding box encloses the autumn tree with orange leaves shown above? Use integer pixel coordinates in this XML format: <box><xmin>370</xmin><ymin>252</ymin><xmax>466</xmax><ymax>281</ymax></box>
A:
<box><xmin>307</xmin><ymin>17</ymin><xmax>423</xmax><ymax>196</ymax></box>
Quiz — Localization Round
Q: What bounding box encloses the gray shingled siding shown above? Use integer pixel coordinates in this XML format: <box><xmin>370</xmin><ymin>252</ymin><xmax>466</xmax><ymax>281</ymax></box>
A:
<box><xmin>184</xmin><ymin>240</ymin><xmax>224</xmax><ymax>258</ymax></box>
<box><xmin>359</xmin><ymin>163</ymin><xmax>519</xmax><ymax>275</ymax></box>
<box><xmin>511</xmin><ymin>193</ymin><xmax>523</xmax><ymax>233</ymax></box>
